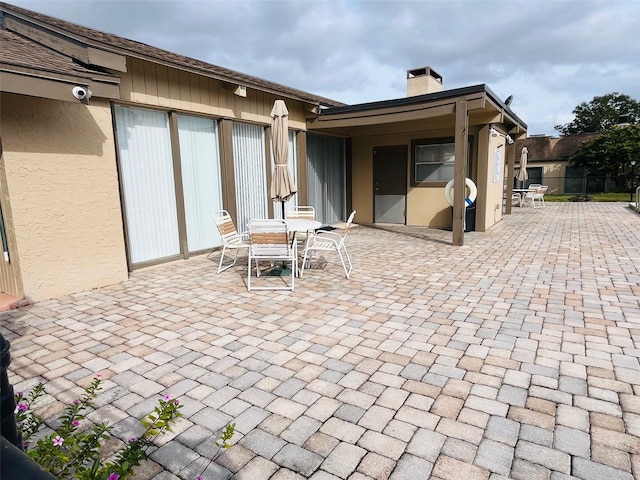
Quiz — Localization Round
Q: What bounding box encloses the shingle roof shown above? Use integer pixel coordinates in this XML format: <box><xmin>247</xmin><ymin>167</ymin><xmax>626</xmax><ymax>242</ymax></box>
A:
<box><xmin>0</xmin><ymin>28</ymin><xmax>116</xmax><ymax>81</ymax></box>
<box><xmin>516</xmin><ymin>133</ymin><xmax>598</xmax><ymax>161</ymax></box>
<box><xmin>0</xmin><ymin>2</ymin><xmax>345</xmax><ymax>107</ymax></box>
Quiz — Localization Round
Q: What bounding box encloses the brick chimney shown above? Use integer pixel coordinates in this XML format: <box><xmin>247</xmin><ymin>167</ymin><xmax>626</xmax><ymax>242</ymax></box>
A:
<box><xmin>407</xmin><ymin>66</ymin><xmax>443</xmax><ymax>97</ymax></box>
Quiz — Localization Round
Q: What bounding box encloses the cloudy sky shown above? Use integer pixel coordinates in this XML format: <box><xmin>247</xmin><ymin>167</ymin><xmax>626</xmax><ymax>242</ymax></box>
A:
<box><xmin>11</xmin><ymin>0</ymin><xmax>640</xmax><ymax>135</ymax></box>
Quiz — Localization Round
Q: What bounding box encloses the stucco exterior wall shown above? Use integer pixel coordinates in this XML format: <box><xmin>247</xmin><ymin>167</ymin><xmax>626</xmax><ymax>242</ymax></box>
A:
<box><xmin>351</xmin><ymin>128</ymin><xmax>469</xmax><ymax>228</ymax></box>
<box><xmin>0</xmin><ymin>93</ymin><xmax>128</xmax><ymax>301</ymax></box>
<box><xmin>477</xmin><ymin>129</ymin><xmax>507</xmax><ymax>231</ymax></box>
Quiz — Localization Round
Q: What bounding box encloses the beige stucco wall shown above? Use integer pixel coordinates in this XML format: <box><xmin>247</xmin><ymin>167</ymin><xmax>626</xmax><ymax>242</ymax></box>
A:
<box><xmin>351</xmin><ymin>128</ymin><xmax>470</xmax><ymax>229</ymax></box>
<box><xmin>477</xmin><ymin>128</ymin><xmax>508</xmax><ymax>231</ymax></box>
<box><xmin>0</xmin><ymin>93</ymin><xmax>128</xmax><ymax>301</ymax></box>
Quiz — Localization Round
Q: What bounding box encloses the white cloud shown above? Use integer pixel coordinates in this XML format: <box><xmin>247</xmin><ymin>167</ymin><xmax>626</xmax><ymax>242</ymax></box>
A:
<box><xmin>10</xmin><ymin>0</ymin><xmax>640</xmax><ymax>135</ymax></box>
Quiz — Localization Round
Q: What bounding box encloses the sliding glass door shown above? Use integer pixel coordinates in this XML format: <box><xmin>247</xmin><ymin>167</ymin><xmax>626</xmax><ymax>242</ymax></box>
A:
<box><xmin>178</xmin><ymin>115</ymin><xmax>223</xmax><ymax>252</ymax></box>
<box><xmin>232</xmin><ymin>122</ymin><xmax>267</xmax><ymax>233</ymax></box>
<box><xmin>307</xmin><ymin>134</ymin><xmax>346</xmax><ymax>224</ymax></box>
<box><xmin>115</xmin><ymin>106</ymin><xmax>224</xmax><ymax>266</ymax></box>
<box><xmin>115</xmin><ymin>106</ymin><xmax>179</xmax><ymax>264</ymax></box>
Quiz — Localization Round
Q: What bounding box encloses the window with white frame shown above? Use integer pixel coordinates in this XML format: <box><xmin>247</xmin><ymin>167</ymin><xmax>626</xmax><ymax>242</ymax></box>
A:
<box><xmin>412</xmin><ymin>138</ymin><xmax>455</xmax><ymax>185</ymax></box>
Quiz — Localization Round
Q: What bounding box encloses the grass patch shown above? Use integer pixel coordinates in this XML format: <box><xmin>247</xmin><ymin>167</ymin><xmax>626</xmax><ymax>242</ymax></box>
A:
<box><xmin>545</xmin><ymin>193</ymin><xmax>631</xmax><ymax>202</ymax></box>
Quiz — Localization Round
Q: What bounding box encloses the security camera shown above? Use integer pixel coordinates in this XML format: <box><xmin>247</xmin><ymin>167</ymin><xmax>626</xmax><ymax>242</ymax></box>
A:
<box><xmin>72</xmin><ymin>86</ymin><xmax>92</xmax><ymax>102</ymax></box>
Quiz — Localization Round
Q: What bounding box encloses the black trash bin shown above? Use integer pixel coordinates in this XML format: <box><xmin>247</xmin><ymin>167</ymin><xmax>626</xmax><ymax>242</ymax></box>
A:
<box><xmin>449</xmin><ymin>202</ymin><xmax>476</xmax><ymax>232</ymax></box>
<box><xmin>464</xmin><ymin>201</ymin><xmax>476</xmax><ymax>232</ymax></box>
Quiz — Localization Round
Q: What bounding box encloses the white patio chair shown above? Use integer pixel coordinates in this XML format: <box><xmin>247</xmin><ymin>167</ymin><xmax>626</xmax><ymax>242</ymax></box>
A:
<box><xmin>521</xmin><ymin>184</ymin><xmax>541</xmax><ymax>208</ymax></box>
<box><xmin>286</xmin><ymin>205</ymin><xmax>316</xmax><ymax>220</ymax></box>
<box><xmin>300</xmin><ymin>210</ymin><xmax>356</xmax><ymax>279</ymax></box>
<box><xmin>533</xmin><ymin>186</ymin><xmax>548</xmax><ymax>207</ymax></box>
<box><xmin>511</xmin><ymin>192</ymin><xmax>522</xmax><ymax>207</ymax></box>
<box><xmin>286</xmin><ymin>205</ymin><xmax>316</xmax><ymax>249</ymax></box>
<box><xmin>213</xmin><ymin>210</ymin><xmax>250</xmax><ymax>273</ymax></box>
<box><xmin>247</xmin><ymin>219</ymin><xmax>296</xmax><ymax>291</ymax></box>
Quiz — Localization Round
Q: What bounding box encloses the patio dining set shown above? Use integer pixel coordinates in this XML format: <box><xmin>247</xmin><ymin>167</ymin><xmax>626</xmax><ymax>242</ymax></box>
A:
<box><xmin>511</xmin><ymin>184</ymin><xmax>549</xmax><ymax>208</ymax></box>
<box><xmin>213</xmin><ymin>207</ymin><xmax>356</xmax><ymax>291</ymax></box>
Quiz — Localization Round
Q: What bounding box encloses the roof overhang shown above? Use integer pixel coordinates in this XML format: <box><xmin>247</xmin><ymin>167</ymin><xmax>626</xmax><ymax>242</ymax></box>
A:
<box><xmin>308</xmin><ymin>84</ymin><xmax>527</xmax><ymax>137</ymax></box>
<box><xmin>0</xmin><ymin>69</ymin><xmax>120</xmax><ymax>103</ymax></box>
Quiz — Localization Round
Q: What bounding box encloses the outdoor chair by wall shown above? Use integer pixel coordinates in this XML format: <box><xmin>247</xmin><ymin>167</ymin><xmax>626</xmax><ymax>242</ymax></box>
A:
<box><xmin>300</xmin><ymin>210</ymin><xmax>356</xmax><ymax>279</ymax></box>
<box><xmin>213</xmin><ymin>210</ymin><xmax>250</xmax><ymax>273</ymax></box>
<box><xmin>511</xmin><ymin>193</ymin><xmax>522</xmax><ymax>207</ymax></box>
<box><xmin>521</xmin><ymin>184</ymin><xmax>540</xmax><ymax>208</ymax></box>
<box><xmin>247</xmin><ymin>219</ymin><xmax>296</xmax><ymax>291</ymax></box>
<box><xmin>522</xmin><ymin>185</ymin><xmax>547</xmax><ymax>208</ymax></box>
<box><xmin>533</xmin><ymin>185</ymin><xmax>548</xmax><ymax>207</ymax></box>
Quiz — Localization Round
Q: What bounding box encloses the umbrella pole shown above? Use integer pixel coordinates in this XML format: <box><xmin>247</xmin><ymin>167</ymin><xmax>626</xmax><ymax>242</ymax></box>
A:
<box><xmin>281</xmin><ymin>201</ymin><xmax>287</xmax><ymax>269</ymax></box>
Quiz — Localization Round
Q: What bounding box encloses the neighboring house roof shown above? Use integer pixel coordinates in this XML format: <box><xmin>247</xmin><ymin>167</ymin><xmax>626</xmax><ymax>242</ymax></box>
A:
<box><xmin>0</xmin><ymin>1</ymin><xmax>344</xmax><ymax>107</ymax></box>
<box><xmin>516</xmin><ymin>133</ymin><xmax>599</xmax><ymax>162</ymax></box>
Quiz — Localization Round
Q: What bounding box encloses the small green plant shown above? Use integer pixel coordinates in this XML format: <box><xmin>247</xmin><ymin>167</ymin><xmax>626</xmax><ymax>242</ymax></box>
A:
<box><xmin>194</xmin><ymin>423</ymin><xmax>236</xmax><ymax>480</ymax></box>
<box><xmin>14</xmin><ymin>377</ymin><xmax>234</xmax><ymax>480</ymax></box>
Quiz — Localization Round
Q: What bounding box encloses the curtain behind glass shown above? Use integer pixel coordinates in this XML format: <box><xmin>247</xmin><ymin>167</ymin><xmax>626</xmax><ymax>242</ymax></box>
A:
<box><xmin>233</xmin><ymin>122</ymin><xmax>267</xmax><ymax>233</ymax></box>
<box><xmin>114</xmin><ymin>105</ymin><xmax>179</xmax><ymax>264</ymax></box>
<box><xmin>177</xmin><ymin>115</ymin><xmax>223</xmax><ymax>252</ymax></box>
<box><xmin>307</xmin><ymin>134</ymin><xmax>346</xmax><ymax>224</ymax></box>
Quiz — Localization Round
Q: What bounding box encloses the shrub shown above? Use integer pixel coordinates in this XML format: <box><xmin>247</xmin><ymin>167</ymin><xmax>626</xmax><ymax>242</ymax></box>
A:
<box><xmin>14</xmin><ymin>377</ymin><xmax>234</xmax><ymax>480</ymax></box>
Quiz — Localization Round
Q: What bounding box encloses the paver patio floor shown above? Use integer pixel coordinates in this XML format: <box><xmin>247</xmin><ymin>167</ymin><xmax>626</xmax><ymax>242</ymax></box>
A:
<box><xmin>3</xmin><ymin>203</ymin><xmax>640</xmax><ymax>480</ymax></box>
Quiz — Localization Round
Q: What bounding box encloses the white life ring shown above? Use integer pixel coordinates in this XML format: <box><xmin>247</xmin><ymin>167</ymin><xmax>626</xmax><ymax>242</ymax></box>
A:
<box><xmin>444</xmin><ymin>178</ymin><xmax>477</xmax><ymax>207</ymax></box>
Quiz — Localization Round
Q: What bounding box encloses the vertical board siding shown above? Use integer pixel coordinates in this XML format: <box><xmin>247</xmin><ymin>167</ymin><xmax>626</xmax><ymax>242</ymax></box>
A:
<box><xmin>114</xmin><ymin>105</ymin><xmax>180</xmax><ymax>264</ymax></box>
<box><xmin>177</xmin><ymin>115</ymin><xmax>224</xmax><ymax>252</ymax></box>
<box><xmin>120</xmin><ymin>58</ymin><xmax>309</xmax><ymax>126</ymax></box>
<box><xmin>233</xmin><ymin>122</ymin><xmax>267</xmax><ymax>233</ymax></box>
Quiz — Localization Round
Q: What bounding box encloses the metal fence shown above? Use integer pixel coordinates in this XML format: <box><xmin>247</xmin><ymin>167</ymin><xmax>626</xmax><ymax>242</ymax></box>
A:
<box><xmin>514</xmin><ymin>174</ymin><xmax>637</xmax><ymax>196</ymax></box>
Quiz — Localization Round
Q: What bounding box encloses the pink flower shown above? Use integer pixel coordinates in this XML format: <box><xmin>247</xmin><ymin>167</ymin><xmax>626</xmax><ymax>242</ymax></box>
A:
<box><xmin>15</xmin><ymin>391</ymin><xmax>23</xmax><ymax>396</ymax></box>
<box><xmin>73</xmin><ymin>399</ymin><xmax>80</xmax><ymax>405</ymax></box>
<box><xmin>106</xmin><ymin>474</ymin><xmax>119</xmax><ymax>480</ymax></box>
<box><xmin>129</xmin><ymin>437</ymin><xmax>137</xmax><ymax>442</ymax></box>
<box><xmin>163</xmin><ymin>394</ymin><xmax>172</xmax><ymax>401</ymax></box>
<box><xmin>96</xmin><ymin>373</ymin><xmax>103</xmax><ymax>378</ymax></box>
<box><xmin>72</xmin><ymin>420</ymin><xmax>80</xmax><ymax>428</ymax></box>
<box><xmin>14</xmin><ymin>403</ymin><xmax>28</xmax><ymax>413</ymax></box>
<box><xmin>174</xmin><ymin>399</ymin><xmax>180</xmax><ymax>405</ymax></box>
<box><xmin>53</xmin><ymin>436</ymin><xmax>64</xmax><ymax>447</ymax></box>
<box><xmin>195</xmin><ymin>476</ymin><xmax>203</xmax><ymax>480</ymax></box>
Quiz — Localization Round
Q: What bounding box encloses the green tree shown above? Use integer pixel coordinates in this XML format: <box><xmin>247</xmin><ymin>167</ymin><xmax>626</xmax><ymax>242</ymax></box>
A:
<box><xmin>555</xmin><ymin>93</ymin><xmax>640</xmax><ymax>135</ymax></box>
<box><xmin>568</xmin><ymin>124</ymin><xmax>640</xmax><ymax>191</ymax></box>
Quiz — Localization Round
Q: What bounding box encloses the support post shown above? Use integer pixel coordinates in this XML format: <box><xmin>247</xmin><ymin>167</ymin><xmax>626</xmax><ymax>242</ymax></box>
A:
<box><xmin>452</xmin><ymin>100</ymin><xmax>469</xmax><ymax>246</ymax></box>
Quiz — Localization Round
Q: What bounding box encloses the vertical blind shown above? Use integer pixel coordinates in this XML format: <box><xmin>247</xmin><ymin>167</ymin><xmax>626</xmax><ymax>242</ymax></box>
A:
<box><xmin>177</xmin><ymin>115</ymin><xmax>223</xmax><ymax>252</ymax></box>
<box><xmin>307</xmin><ymin>134</ymin><xmax>346</xmax><ymax>224</ymax></box>
<box><xmin>114</xmin><ymin>105</ymin><xmax>180</xmax><ymax>264</ymax></box>
<box><xmin>233</xmin><ymin>122</ymin><xmax>267</xmax><ymax>233</ymax></box>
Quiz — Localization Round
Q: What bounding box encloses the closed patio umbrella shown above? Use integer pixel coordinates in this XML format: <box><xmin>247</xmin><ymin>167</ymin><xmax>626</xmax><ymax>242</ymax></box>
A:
<box><xmin>517</xmin><ymin>146</ymin><xmax>529</xmax><ymax>187</ymax></box>
<box><xmin>270</xmin><ymin>99</ymin><xmax>297</xmax><ymax>218</ymax></box>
